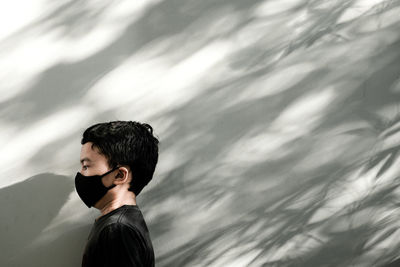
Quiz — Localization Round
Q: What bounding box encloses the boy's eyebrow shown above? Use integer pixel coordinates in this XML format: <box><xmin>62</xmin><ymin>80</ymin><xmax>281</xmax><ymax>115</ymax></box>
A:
<box><xmin>80</xmin><ymin>157</ymin><xmax>91</xmax><ymax>164</ymax></box>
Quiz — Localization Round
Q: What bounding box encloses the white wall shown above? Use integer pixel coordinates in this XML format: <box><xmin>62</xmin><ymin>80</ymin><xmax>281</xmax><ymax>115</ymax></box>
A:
<box><xmin>1</xmin><ymin>0</ymin><xmax>400</xmax><ymax>266</ymax></box>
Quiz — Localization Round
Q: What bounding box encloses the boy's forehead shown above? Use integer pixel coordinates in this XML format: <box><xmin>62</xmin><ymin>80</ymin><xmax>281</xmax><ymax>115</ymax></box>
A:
<box><xmin>80</xmin><ymin>142</ymin><xmax>102</xmax><ymax>161</ymax></box>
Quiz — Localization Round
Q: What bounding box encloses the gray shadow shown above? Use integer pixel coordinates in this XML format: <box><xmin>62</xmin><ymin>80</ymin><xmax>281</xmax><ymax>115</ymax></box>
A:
<box><xmin>8</xmin><ymin>224</ymin><xmax>91</xmax><ymax>267</ymax></box>
<box><xmin>0</xmin><ymin>173</ymin><xmax>74</xmax><ymax>265</ymax></box>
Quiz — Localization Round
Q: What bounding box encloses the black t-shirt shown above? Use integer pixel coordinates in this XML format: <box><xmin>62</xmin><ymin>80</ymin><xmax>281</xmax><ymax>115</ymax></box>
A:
<box><xmin>81</xmin><ymin>205</ymin><xmax>155</xmax><ymax>267</ymax></box>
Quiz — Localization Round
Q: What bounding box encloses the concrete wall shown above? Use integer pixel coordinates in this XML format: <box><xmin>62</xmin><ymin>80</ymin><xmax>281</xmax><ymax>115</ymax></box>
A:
<box><xmin>1</xmin><ymin>0</ymin><xmax>400</xmax><ymax>266</ymax></box>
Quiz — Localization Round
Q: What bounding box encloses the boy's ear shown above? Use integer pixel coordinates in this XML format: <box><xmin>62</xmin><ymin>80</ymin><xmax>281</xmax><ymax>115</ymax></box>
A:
<box><xmin>116</xmin><ymin>167</ymin><xmax>129</xmax><ymax>180</ymax></box>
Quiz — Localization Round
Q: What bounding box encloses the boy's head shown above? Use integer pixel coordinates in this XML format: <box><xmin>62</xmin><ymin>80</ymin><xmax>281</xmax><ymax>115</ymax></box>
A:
<box><xmin>80</xmin><ymin>120</ymin><xmax>159</xmax><ymax>197</ymax></box>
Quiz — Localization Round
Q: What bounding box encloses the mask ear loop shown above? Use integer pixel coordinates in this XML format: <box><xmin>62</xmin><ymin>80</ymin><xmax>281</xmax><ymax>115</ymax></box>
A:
<box><xmin>104</xmin><ymin>166</ymin><xmax>120</xmax><ymax>190</ymax></box>
<box><xmin>101</xmin><ymin>166</ymin><xmax>120</xmax><ymax>177</ymax></box>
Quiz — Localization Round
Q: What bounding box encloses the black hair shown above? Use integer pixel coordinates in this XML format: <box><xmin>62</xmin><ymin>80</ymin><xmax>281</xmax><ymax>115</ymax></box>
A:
<box><xmin>81</xmin><ymin>120</ymin><xmax>159</xmax><ymax>196</ymax></box>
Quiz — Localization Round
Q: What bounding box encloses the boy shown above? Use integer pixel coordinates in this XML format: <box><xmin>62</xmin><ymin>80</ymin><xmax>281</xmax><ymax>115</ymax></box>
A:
<box><xmin>74</xmin><ymin>120</ymin><xmax>159</xmax><ymax>267</ymax></box>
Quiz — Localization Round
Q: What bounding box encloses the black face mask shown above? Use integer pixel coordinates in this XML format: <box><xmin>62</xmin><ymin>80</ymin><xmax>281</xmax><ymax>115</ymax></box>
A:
<box><xmin>74</xmin><ymin>166</ymin><xmax>119</xmax><ymax>208</ymax></box>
